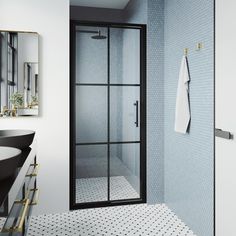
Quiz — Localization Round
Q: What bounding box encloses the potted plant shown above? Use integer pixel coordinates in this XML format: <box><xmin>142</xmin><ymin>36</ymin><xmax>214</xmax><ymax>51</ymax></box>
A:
<box><xmin>10</xmin><ymin>92</ymin><xmax>24</xmax><ymax>109</ymax></box>
<box><xmin>31</xmin><ymin>95</ymin><xmax>38</xmax><ymax>107</ymax></box>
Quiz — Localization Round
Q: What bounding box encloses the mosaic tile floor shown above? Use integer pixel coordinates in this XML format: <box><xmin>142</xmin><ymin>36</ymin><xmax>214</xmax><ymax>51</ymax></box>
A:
<box><xmin>76</xmin><ymin>176</ymin><xmax>139</xmax><ymax>203</ymax></box>
<box><xmin>27</xmin><ymin>204</ymin><xmax>196</xmax><ymax>236</ymax></box>
<box><xmin>0</xmin><ymin>218</ymin><xmax>5</xmax><ymax>229</ymax></box>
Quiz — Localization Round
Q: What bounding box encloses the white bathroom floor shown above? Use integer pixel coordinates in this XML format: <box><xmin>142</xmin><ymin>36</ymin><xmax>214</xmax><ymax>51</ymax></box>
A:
<box><xmin>27</xmin><ymin>204</ymin><xmax>196</xmax><ymax>236</ymax></box>
<box><xmin>0</xmin><ymin>218</ymin><xmax>4</xmax><ymax>229</ymax></box>
<box><xmin>76</xmin><ymin>176</ymin><xmax>139</xmax><ymax>203</ymax></box>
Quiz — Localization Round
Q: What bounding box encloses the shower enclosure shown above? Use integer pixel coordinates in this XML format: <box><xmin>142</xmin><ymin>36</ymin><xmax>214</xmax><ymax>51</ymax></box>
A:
<box><xmin>70</xmin><ymin>21</ymin><xmax>146</xmax><ymax>209</ymax></box>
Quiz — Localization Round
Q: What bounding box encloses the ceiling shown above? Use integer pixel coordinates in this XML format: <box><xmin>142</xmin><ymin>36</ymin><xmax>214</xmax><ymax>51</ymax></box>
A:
<box><xmin>70</xmin><ymin>0</ymin><xmax>130</xmax><ymax>9</ymax></box>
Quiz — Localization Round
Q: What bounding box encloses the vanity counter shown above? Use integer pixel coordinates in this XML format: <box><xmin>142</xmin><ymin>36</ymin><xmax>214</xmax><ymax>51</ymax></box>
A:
<box><xmin>0</xmin><ymin>142</ymin><xmax>36</xmax><ymax>211</ymax></box>
<box><xmin>0</xmin><ymin>141</ymin><xmax>38</xmax><ymax>235</ymax></box>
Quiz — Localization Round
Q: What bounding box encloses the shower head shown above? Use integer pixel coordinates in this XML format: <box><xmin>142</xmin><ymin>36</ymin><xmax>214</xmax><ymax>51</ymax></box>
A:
<box><xmin>91</xmin><ymin>30</ymin><xmax>107</xmax><ymax>40</ymax></box>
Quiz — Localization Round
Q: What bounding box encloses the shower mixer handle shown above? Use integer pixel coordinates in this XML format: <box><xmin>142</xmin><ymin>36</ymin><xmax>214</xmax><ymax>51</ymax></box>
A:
<box><xmin>134</xmin><ymin>101</ymin><xmax>139</xmax><ymax>127</ymax></box>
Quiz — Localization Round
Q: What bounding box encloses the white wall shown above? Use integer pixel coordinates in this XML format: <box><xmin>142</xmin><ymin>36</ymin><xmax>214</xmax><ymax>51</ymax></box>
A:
<box><xmin>0</xmin><ymin>0</ymin><xmax>69</xmax><ymax>215</ymax></box>
<box><xmin>216</xmin><ymin>0</ymin><xmax>236</xmax><ymax>235</ymax></box>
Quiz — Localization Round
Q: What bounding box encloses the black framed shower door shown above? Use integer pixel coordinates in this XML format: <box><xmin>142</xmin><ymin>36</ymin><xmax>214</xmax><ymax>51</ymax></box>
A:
<box><xmin>70</xmin><ymin>21</ymin><xmax>146</xmax><ymax>210</ymax></box>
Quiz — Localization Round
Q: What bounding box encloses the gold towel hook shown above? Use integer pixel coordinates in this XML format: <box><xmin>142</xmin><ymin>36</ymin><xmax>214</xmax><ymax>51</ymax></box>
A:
<box><xmin>196</xmin><ymin>42</ymin><xmax>203</xmax><ymax>51</ymax></box>
<box><xmin>184</xmin><ymin>48</ymin><xmax>189</xmax><ymax>56</ymax></box>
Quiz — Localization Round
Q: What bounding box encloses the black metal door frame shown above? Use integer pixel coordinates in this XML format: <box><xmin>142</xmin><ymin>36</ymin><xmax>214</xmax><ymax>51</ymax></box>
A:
<box><xmin>70</xmin><ymin>20</ymin><xmax>146</xmax><ymax>210</ymax></box>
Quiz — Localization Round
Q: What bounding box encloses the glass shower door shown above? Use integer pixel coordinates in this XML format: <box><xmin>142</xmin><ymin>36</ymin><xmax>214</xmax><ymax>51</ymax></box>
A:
<box><xmin>109</xmin><ymin>27</ymin><xmax>141</xmax><ymax>201</ymax></box>
<box><xmin>75</xmin><ymin>25</ymin><xmax>108</xmax><ymax>204</ymax></box>
<box><xmin>72</xmin><ymin>23</ymin><xmax>146</xmax><ymax>208</ymax></box>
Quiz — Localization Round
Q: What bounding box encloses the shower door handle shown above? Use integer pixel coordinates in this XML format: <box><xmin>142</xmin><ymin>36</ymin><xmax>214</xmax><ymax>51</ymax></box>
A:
<box><xmin>134</xmin><ymin>101</ymin><xmax>139</xmax><ymax>127</ymax></box>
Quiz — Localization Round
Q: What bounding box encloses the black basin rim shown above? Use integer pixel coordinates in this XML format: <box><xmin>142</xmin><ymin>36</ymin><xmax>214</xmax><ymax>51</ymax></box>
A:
<box><xmin>0</xmin><ymin>130</ymin><xmax>35</xmax><ymax>138</ymax></box>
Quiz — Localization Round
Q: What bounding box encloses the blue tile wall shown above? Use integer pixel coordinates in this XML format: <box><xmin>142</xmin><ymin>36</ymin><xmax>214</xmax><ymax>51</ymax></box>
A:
<box><xmin>125</xmin><ymin>0</ymin><xmax>165</xmax><ymax>203</ymax></box>
<box><xmin>164</xmin><ymin>1</ymin><xmax>214</xmax><ymax>236</ymax></box>
<box><xmin>146</xmin><ymin>0</ymin><xmax>165</xmax><ymax>203</ymax></box>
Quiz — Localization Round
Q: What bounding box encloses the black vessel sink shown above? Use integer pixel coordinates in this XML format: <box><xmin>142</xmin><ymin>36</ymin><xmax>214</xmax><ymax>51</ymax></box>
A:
<box><xmin>0</xmin><ymin>147</ymin><xmax>22</xmax><ymax>181</ymax></box>
<box><xmin>0</xmin><ymin>130</ymin><xmax>35</xmax><ymax>150</ymax></box>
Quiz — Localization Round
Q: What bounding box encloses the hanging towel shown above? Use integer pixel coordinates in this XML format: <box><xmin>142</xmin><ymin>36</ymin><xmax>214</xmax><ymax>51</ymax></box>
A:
<box><xmin>174</xmin><ymin>56</ymin><xmax>191</xmax><ymax>134</ymax></box>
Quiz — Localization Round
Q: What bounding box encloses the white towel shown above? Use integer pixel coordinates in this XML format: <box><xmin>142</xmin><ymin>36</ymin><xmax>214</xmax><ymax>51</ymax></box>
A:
<box><xmin>174</xmin><ymin>56</ymin><xmax>191</xmax><ymax>133</ymax></box>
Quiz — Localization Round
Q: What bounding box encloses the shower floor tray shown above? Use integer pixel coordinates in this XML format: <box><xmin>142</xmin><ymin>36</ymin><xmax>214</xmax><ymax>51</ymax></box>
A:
<box><xmin>76</xmin><ymin>176</ymin><xmax>139</xmax><ymax>203</ymax></box>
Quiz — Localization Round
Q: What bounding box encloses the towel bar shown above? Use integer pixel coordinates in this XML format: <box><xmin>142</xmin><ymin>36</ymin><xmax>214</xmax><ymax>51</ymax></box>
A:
<box><xmin>215</xmin><ymin>128</ymin><xmax>233</xmax><ymax>140</ymax></box>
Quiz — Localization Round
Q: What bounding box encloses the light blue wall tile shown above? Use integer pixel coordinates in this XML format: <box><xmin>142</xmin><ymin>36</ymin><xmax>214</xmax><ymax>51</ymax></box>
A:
<box><xmin>164</xmin><ymin>1</ymin><xmax>214</xmax><ymax>235</ymax></box>
<box><xmin>125</xmin><ymin>0</ymin><xmax>165</xmax><ymax>203</ymax></box>
<box><xmin>147</xmin><ymin>0</ymin><xmax>165</xmax><ymax>203</ymax></box>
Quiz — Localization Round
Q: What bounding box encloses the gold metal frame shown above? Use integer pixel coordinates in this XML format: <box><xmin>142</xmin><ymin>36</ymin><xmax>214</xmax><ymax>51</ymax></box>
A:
<box><xmin>26</xmin><ymin>188</ymin><xmax>40</xmax><ymax>205</ymax></box>
<box><xmin>196</xmin><ymin>42</ymin><xmax>203</xmax><ymax>51</ymax></box>
<box><xmin>0</xmin><ymin>29</ymin><xmax>38</xmax><ymax>34</ymax></box>
<box><xmin>26</xmin><ymin>163</ymin><xmax>40</xmax><ymax>177</ymax></box>
<box><xmin>1</xmin><ymin>198</ymin><xmax>30</xmax><ymax>233</ymax></box>
<box><xmin>0</xmin><ymin>30</ymin><xmax>40</xmax><ymax>118</ymax></box>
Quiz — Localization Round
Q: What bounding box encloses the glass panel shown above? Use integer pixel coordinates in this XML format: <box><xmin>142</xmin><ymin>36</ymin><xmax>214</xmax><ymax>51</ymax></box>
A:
<box><xmin>76</xmin><ymin>145</ymin><xmax>107</xmax><ymax>203</ymax></box>
<box><xmin>110</xmin><ymin>28</ymin><xmax>140</xmax><ymax>85</ymax></box>
<box><xmin>76</xmin><ymin>26</ymin><xmax>108</xmax><ymax>84</ymax></box>
<box><xmin>76</xmin><ymin>86</ymin><xmax>107</xmax><ymax>143</ymax></box>
<box><xmin>110</xmin><ymin>86</ymin><xmax>140</xmax><ymax>142</ymax></box>
<box><xmin>110</xmin><ymin>143</ymin><xmax>140</xmax><ymax>200</ymax></box>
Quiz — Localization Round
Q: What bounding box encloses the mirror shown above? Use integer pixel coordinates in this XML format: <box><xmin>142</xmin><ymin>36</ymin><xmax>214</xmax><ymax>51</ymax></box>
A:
<box><xmin>0</xmin><ymin>31</ymin><xmax>39</xmax><ymax>117</ymax></box>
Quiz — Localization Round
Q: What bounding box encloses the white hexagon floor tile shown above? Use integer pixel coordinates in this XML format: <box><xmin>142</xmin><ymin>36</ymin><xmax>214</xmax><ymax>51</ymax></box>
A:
<box><xmin>27</xmin><ymin>204</ymin><xmax>196</xmax><ymax>236</ymax></box>
<box><xmin>76</xmin><ymin>176</ymin><xmax>139</xmax><ymax>203</ymax></box>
